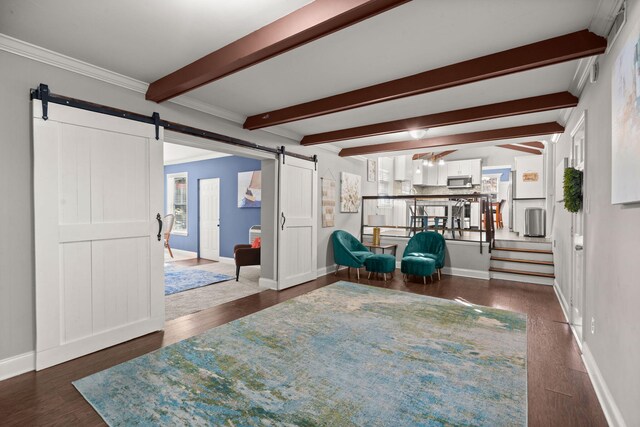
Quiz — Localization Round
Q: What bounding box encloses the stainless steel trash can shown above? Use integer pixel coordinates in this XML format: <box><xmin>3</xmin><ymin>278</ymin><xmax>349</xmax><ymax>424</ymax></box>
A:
<box><xmin>524</xmin><ymin>208</ymin><xmax>546</xmax><ymax>237</ymax></box>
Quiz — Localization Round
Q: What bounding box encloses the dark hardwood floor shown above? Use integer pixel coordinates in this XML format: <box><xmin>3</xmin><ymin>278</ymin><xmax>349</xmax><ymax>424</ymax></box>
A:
<box><xmin>0</xmin><ymin>271</ymin><xmax>607</xmax><ymax>426</ymax></box>
<box><xmin>170</xmin><ymin>257</ymin><xmax>216</xmax><ymax>267</ymax></box>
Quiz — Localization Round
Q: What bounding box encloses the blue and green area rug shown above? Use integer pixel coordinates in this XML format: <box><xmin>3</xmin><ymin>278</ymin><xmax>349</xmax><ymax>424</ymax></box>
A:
<box><xmin>74</xmin><ymin>282</ymin><xmax>527</xmax><ymax>426</ymax></box>
<box><xmin>164</xmin><ymin>264</ymin><xmax>234</xmax><ymax>295</ymax></box>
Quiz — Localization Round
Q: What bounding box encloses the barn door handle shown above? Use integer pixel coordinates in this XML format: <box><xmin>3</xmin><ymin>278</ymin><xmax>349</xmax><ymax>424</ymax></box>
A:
<box><xmin>156</xmin><ymin>213</ymin><xmax>162</xmax><ymax>241</ymax></box>
<box><xmin>281</xmin><ymin>212</ymin><xmax>286</xmax><ymax>230</ymax></box>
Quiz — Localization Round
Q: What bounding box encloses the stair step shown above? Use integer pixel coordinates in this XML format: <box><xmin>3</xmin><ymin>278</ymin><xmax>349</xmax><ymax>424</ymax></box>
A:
<box><xmin>493</xmin><ymin>247</ymin><xmax>553</xmax><ymax>255</ymax></box>
<box><xmin>489</xmin><ymin>267</ymin><xmax>555</xmax><ymax>278</ymax></box>
<box><xmin>494</xmin><ymin>239</ymin><xmax>552</xmax><ymax>251</ymax></box>
<box><xmin>491</xmin><ymin>256</ymin><xmax>554</xmax><ymax>266</ymax></box>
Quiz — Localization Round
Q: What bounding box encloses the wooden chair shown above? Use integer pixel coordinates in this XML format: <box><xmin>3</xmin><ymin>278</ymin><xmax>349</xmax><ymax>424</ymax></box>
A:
<box><xmin>163</xmin><ymin>214</ymin><xmax>175</xmax><ymax>258</ymax></box>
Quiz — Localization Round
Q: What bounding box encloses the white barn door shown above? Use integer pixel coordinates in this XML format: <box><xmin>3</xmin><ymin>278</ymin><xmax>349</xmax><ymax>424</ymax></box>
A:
<box><xmin>33</xmin><ymin>102</ymin><xmax>164</xmax><ymax>370</ymax></box>
<box><xmin>278</xmin><ymin>155</ymin><xmax>317</xmax><ymax>289</ymax></box>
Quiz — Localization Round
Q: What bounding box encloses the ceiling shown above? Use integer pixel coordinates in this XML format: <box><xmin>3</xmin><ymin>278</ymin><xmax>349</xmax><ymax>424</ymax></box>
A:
<box><xmin>0</xmin><ymin>0</ymin><xmax>622</xmax><ymax>157</ymax></box>
<box><xmin>164</xmin><ymin>142</ymin><xmax>229</xmax><ymax>165</ymax></box>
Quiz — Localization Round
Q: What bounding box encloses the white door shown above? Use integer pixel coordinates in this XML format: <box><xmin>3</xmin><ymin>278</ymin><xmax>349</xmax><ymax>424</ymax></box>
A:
<box><xmin>570</xmin><ymin>113</ymin><xmax>586</xmax><ymax>344</ymax></box>
<box><xmin>278</xmin><ymin>155</ymin><xmax>318</xmax><ymax>289</ymax></box>
<box><xmin>199</xmin><ymin>178</ymin><xmax>220</xmax><ymax>261</ymax></box>
<box><xmin>33</xmin><ymin>102</ymin><xmax>164</xmax><ymax>370</ymax></box>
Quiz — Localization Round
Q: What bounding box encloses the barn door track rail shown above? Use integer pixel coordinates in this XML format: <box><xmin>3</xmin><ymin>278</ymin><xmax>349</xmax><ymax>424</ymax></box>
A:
<box><xmin>30</xmin><ymin>83</ymin><xmax>317</xmax><ymax>163</ymax></box>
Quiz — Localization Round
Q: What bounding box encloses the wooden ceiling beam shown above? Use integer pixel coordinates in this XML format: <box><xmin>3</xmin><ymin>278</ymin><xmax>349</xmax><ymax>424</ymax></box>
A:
<box><xmin>244</xmin><ymin>30</ymin><xmax>605</xmax><ymax>130</ymax></box>
<box><xmin>300</xmin><ymin>92</ymin><xmax>577</xmax><ymax>145</ymax></box>
<box><xmin>517</xmin><ymin>141</ymin><xmax>545</xmax><ymax>149</ymax></box>
<box><xmin>339</xmin><ymin>122</ymin><xmax>563</xmax><ymax>157</ymax></box>
<box><xmin>146</xmin><ymin>0</ymin><xmax>410</xmax><ymax>103</ymax></box>
<box><xmin>499</xmin><ymin>144</ymin><xmax>542</xmax><ymax>155</ymax></box>
<box><xmin>434</xmin><ymin>150</ymin><xmax>457</xmax><ymax>160</ymax></box>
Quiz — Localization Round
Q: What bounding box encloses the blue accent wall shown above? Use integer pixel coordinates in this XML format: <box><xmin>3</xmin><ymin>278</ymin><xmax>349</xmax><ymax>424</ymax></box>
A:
<box><xmin>164</xmin><ymin>156</ymin><xmax>261</xmax><ymax>258</ymax></box>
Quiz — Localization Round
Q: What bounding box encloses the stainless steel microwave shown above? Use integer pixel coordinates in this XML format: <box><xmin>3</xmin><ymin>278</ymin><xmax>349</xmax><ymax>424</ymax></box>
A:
<box><xmin>447</xmin><ymin>175</ymin><xmax>473</xmax><ymax>188</ymax></box>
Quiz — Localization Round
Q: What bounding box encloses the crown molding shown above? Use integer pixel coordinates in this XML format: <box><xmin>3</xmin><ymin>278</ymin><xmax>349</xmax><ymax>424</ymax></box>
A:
<box><xmin>0</xmin><ymin>32</ymin><xmax>302</xmax><ymax>143</ymax></box>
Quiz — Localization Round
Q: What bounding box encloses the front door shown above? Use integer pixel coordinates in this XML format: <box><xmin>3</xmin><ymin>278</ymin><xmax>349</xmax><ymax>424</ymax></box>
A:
<box><xmin>277</xmin><ymin>155</ymin><xmax>318</xmax><ymax>289</ymax></box>
<box><xmin>33</xmin><ymin>102</ymin><xmax>164</xmax><ymax>370</ymax></box>
<box><xmin>570</xmin><ymin>113</ymin><xmax>586</xmax><ymax>345</ymax></box>
<box><xmin>199</xmin><ymin>178</ymin><xmax>220</xmax><ymax>261</ymax></box>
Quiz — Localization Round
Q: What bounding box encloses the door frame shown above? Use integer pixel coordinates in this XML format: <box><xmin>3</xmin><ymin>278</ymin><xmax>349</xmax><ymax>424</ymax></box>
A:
<box><xmin>198</xmin><ymin>177</ymin><xmax>221</xmax><ymax>261</ymax></box>
<box><xmin>569</xmin><ymin>111</ymin><xmax>587</xmax><ymax>348</ymax></box>
<box><xmin>164</xmin><ymin>134</ymin><xmax>281</xmax><ymax>289</ymax></box>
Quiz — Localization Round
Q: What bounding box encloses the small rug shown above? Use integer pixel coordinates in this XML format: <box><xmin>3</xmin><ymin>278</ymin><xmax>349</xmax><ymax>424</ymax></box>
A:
<box><xmin>74</xmin><ymin>282</ymin><xmax>527</xmax><ymax>426</ymax></box>
<box><xmin>164</xmin><ymin>264</ymin><xmax>234</xmax><ymax>295</ymax></box>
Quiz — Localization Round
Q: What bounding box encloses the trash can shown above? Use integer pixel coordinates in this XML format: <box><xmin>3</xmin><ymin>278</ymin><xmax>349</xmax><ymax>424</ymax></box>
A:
<box><xmin>249</xmin><ymin>225</ymin><xmax>261</xmax><ymax>244</ymax></box>
<box><xmin>524</xmin><ymin>208</ymin><xmax>546</xmax><ymax>237</ymax></box>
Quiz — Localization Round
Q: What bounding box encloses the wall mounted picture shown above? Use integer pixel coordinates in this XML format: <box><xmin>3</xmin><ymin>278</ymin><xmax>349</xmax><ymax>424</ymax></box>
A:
<box><xmin>238</xmin><ymin>170</ymin><xmax>261</xmax><ymax>208</ymax></box>
<box><xmin>612</xmin><ymin>18</ymin><xmax>640</xmax><ymax>204</ymax></box>
<box><xmin>367</xmin><ymin>159</ymin><xmax>377</xmax><ymax>182</ymax></box>
<box><xmin>340</xmin><ymin>172</ymin><xmax>361</xmax><ymax>213</ymax></box>
<box><xmin>321</xmin><ymin>178</ymin><xmax>336</xmax><ymax>227</ymax></box>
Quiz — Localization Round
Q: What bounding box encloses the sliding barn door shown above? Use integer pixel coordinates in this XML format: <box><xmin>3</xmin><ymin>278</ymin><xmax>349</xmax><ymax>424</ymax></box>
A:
<box><xmin>277</xmin><ymin>155</ymin><xmax>318</xmax><ymax>289</ymax></box>
<box><xmin>33</xmin><ymin>102</ymin><xmax>164</xmax><ymax>370</ymax></box>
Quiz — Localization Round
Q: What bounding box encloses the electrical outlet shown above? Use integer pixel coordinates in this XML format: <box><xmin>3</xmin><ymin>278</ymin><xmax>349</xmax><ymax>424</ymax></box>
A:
<box><xmin>591</xmin><ymin>317</ymin><xmax>596</xmax><ymax>334</ymax></box>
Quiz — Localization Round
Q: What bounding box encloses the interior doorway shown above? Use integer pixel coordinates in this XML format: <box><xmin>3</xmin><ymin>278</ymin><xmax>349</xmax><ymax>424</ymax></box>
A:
<box><xmin>199</xmin><ymin>178</ymin><xmax>220</xmax><ymax>261</ymax></box>
<box><xmin>162</xmin><ymin>140</ymin><xmax>269</xmax><ymax>321</ymax></box>
<box><xmin>570</xmin><ymin>112</ymin><xmax>586</xmax><ymax>346</ymax></box>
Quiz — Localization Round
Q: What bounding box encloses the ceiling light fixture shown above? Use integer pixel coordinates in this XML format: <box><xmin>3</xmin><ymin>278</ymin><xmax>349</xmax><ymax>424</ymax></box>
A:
<box><xmin>438</xmin><ymin>158</ymin><xmax>445</xmax><ymax>166</ymax></box>
<box><xmin>427</xmin><ymin>159</ymin><xmax>434</xmax><ymax>167</ymax></box>
<box><xmin>409</xmin><ymin>129</ymin><xmax>427</xmax><ymax>139</ymax></box>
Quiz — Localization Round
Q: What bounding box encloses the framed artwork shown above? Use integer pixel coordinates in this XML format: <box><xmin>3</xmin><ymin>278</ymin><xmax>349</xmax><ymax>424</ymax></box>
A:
<box><xmin>321</xmin><ymin>178</ymin><xmax>336</xmax><ymax>227</ymax></box>
<box><xmin>367</xmin><ymin>159</ymin><xmax>377</xmax><ymax>182</ymax></box>
<box><xmin>238</xmin><ymin>170</ymin><xmax>261</xmax><ymax>208</ymax></box>
<box><xmin>340</xmin><ymin>172</ymin><xmax>361</xmax><ymax>213</ymax></box>
<box><xmin>612</xmin><ymin>17</ymin><xmax>640</xmax><ymax>204</ymax></box>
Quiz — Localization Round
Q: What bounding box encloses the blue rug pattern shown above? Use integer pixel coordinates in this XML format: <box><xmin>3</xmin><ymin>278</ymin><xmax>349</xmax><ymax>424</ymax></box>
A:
<box><xmin>74</xmin><ymin>282</ymin><xmax>527</xmax><ymax>426</ymax></box>
<box><xmin>164</xmin><ymin>264</ymin><xmax>234</xmax><ymax>295</ymax></box>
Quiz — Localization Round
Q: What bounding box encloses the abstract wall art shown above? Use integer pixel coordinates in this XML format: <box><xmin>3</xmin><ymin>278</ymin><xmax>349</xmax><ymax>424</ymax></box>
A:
<box><xmin>340</xmin><ymin>172</ymin><xmax>361</xmax><ymax>213</ymax></box>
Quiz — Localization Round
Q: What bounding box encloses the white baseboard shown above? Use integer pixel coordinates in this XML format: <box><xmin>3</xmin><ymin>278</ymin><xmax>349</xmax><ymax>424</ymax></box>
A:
<box><xmin>258</xmin><ymin>277</ymin><xmax>277</xmax><ymax>290</ymax></box>
<box><xmin>553</xmin><ymin>280</ymin><xmax>571</xmax><ymax>323</ymax></box>
<box><xmin>0</xmin><ymin>351</ymin><xmax>35</xmax><ymax>381</ymax></box>
<box><xmin>219</xmin><ymin>256</ymin><xmax>235</xmax><ymax>265</ymax></box>
<box><xmin>442</xmin><ymin>267</ymin><xmax>490</xmax><ymax>280</ymax></box>
<box><xmin>582</xmin><ymin>343</ymin><xmax>628</xmax><ymax>427</ymax></box>
<box><xmin>167</xmin><ymin>249</ymin><xmax>197</xmax><ymax>258</ymax></box>
<box><xmin>317</xmin><ymin>264</ymin><xmax>349</xmax><ymax>277</ymax></box>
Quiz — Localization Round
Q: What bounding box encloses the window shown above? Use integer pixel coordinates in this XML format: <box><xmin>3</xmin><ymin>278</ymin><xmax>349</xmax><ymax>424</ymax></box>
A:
<box><xmin>167</xmin><ymin>173</ymin><xmax>188</xmax><ymax>235</ymax></box>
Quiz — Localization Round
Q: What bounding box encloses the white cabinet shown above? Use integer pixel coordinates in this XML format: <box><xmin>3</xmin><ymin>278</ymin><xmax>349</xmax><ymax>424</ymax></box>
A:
<box><xmin>412</xmin><ymin>160</ymin><xmax>425</xmax><ymax>185</ymax></box>
<box><xmin>446</xmin><ymin>159</ymin><xmax>482</xmax><ymax>184</ymax></box>
<box><xmin>394</xmin><ymin>155</ymin><xmax>412</xmax><ymax>181</ymax></box>
<box><xmin>426</xmin><ymin>165</ymin><xmax>438</xmax><ymax>186</ymax></box>
<box><xmin>437</xmin><ymin>163</ymin><xmax>448</xmax><ymax>186</ymax></box>
<box><xmin>469</xmin><ymin>159</ymin><xmax>482</xmax><ymax>184</ymax></box>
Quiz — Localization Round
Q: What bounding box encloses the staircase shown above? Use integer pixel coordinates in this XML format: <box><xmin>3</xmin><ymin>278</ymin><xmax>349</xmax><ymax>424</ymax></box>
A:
<box><xmin>489</xmin><ymin>239</ymin><xmax>555</xmax><ymax>285</ymax></box>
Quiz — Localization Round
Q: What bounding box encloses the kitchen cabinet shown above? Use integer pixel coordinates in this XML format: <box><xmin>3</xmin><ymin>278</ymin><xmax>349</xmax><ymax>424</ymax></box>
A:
<box><xmin>446</xmin><ymin>159</ymin><xmax>482</xmax><ymax>184</ymax></box>
<box><xmin>425</xmin><ymin>164</ymin><xmax>438</xmax><ymax>186</ymax></box>
<box><xmin>437</xmin><ymin>163</ymin><xmax>448</xmax><ymax>186</ymax></box>
<box><xmin>411</xmin><ymin>160</ymin><xmax>425</xmax><ymax>185</ymax></box>
<box><xmin>470</xmin><ymin>202</ymin><xmax>480</xmax><ymax>228</ymax></box>
<box><xmin>394</xmin><ymin>155</ymin><xmax>412</xmax><ymax>181</ymax></box>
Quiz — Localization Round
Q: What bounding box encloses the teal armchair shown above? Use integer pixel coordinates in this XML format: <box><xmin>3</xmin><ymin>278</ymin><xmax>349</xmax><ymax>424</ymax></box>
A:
<box><xmin>403</xmin><ymin>231</ymin><xmax>446</xmax><ymax>280</ymax></box>
<box><xmin>331</xmin><ymin>230</ymin><xmax>373</xmax><ymax>279</ymax></box>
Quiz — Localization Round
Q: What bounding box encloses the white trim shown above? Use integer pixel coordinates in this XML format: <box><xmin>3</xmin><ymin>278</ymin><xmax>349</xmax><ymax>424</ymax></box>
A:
<box><xmin>582</xmin><ymin>343</ymin><xmax>628</xmax><ymax>427</ymax></box>
<box><xmin>166</xmin><ymin>249</ymin><xmax>197</xmax><ymax>259</ymax></box>
<box><xmin>442</xmin><ymin>266</ymin><xmax>490</xmax><ymax>280</ymax></box>
<box><xmin>0</xmin><ymin>33</ymin><xmax>301</xmax><ymax>143</ymax></box>
<box><xmin>489</xmin><ymin>271</ymin><xmax>554</xmax><ymax>285</ymax></box>
<box><xmin>553</xmin><ymin>279</ymin><xmax>571</xmax><ymax>323</ymax></box>
<box><xmin>166</xmin><ymin>172</ymin><xmax>188</xmax><ymax>235</ymax></box>
<box><xmin>219</xmin><ymin>256</ymin><xmax>235</xmax><ymax>265</ymax></box>
<box><xmin>258</xmin><ymin>277</ymin><xmax>278</xmax><ymax>290</ymax></box>
<box><xmin>0</xmin><ymin>351</ymin><xmax>35</xmax><ymax>381</ymax></box>
<box><xmin>164</xmin><ymin>153</ymin><xmax>230</xmax><ymax>166</ymax></box>
<box><xmin>317</xmin><ymin>264</ymin><xmax>350</xmax><ymax>277</ymax></box>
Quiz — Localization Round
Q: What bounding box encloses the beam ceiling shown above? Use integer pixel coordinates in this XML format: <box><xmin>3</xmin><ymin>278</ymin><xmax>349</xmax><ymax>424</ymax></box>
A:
<box><xmin>244</xmin><ymin>30</ymin><xmax>606</xmax><ymax>130</ymax></box>
<box><xmin>146</xmin><ymin>0</ymin><xmax>410</xmax><ymax>103</ymax></box>
<box><xmin>499</xmin><ymin>144</ymin><xmax>542</xmax><ymax>155</ymax></box>
<box><xmin>339</xmin><ymin>122</ymin><xmax>564</xmax><ymax>156</ymax></box>
<box><xmin>301</xmin><ymin>92</ymin><xmax>577</xmax><ymax>145</ymax></box>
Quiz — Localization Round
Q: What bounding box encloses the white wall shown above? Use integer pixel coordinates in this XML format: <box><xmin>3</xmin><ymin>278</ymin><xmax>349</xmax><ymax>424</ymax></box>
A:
<box><xmin>0</xmin><ymin>50</ymin><xmax>372</xmax><ymax>365</ymax></box>
<box><xmin>552</xmin><ymin>1</ymin><xmax>640</xmax><ymax>424</ymax></box>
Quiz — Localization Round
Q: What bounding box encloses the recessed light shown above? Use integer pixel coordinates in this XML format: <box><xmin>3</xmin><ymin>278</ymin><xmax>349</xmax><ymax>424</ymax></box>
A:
<box><xmin>409</xmin><ymin>129</ymin><xmax>427</xmax><ymax>139</ymax></box>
